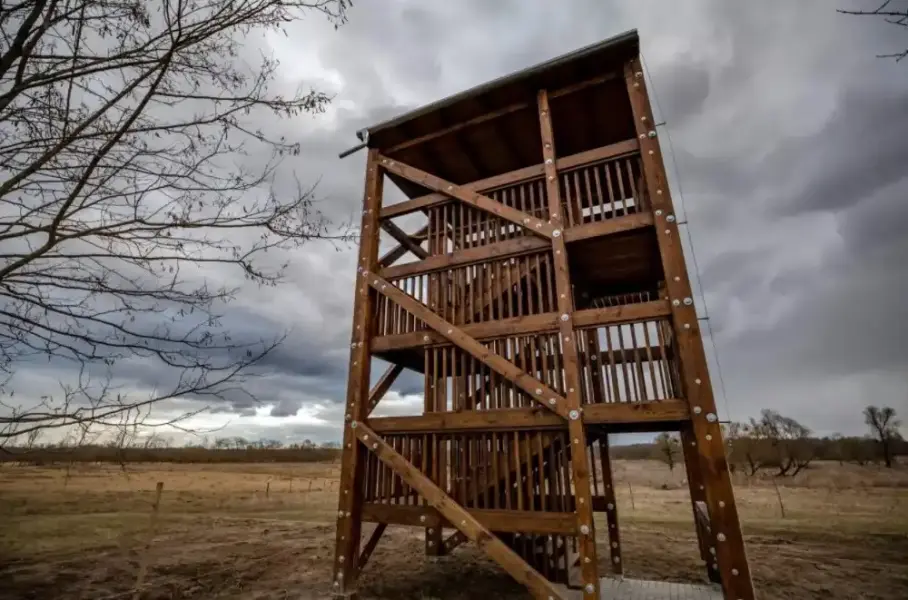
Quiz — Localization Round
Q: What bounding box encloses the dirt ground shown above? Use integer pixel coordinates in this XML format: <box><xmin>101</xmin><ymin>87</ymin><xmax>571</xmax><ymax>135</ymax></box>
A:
<box><xmin>1</xmin><ymin>460</ymin><xmax>906</xmax><ymax>599</ymax></box>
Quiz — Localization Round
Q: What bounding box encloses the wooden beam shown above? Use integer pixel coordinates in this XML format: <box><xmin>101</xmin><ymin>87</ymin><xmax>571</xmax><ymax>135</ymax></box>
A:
<box><xmin>379</xmin><ymin>235</ymin><xmax>550</xmax><ymax>279</ymax></box>
<box><xmin>367</xmin><ymin>400</ymin><xmax>690</xmax><ymax>433</ymax></box>
<box><xmin>380</xmin><ymin>220</ymin><xmax>429</xmax><ymax>260</ymax></box>
<box><xmin>333</xmin><ymin>149</ymin><xmax>384</xmax><ymax>595</ymax></box>
<box><xmin>596</xmin><ymin>434</ymin><xmax>623</xmax><ymax>575</ymax></box>
<box><xmin>354</xmin><ymin>523</ymin><xmax>386</xmax><ymax>578</ymax></box>
<box><xmin>538</xmin><ymin>88</ymin><xmax>599</xmax><ymax>598</ymax></box>
<box><xmin>366</xmin><ymin>272</ymin><xmax>570</xmax><ymax>419</ymax></box>
<box><xmin>562</xmin><ymin>211</ymin><xmax>653</xmax><ymax>243</ymax></box>
<box><xmin>367</xmin><ymin>363</ymin><xmax>405</xmax><ymax>416</ymax></box>
<box><xmin>625</xmin><ymin>56</ymin><xmax>754</xmax><ymax>600</ymax></box>
<box><xmin>377</xmin><ymin>155</ymin><xmax>556</xmax><ymax>239</ymax></box>
<box><xmin>351</xmin><ymin>422</ymin><xmax>566</xmax><ymax>600</ymax></box>
<box><xmin>363</xmin><ymin>503</ymin><xmax>579</xmax><ymax>536</ymax></box>
<box><xmin>378</xmin><ymin>225</ymin><xmax>429</xmax><ymax>269</ymax></box>
<box><xmin>379</xmin><ymin>138</ymin><xmax>639</xmax><ymax>220</ymax></box>
<box><xmin>372</xmin><ymin>301</ymin><xmax>671</xmax><ymax>352</ymax></box>
<box><xmin>442</xmin><ymin>530</ymin><xmax>468</xmax><ymax>553</ymax></box>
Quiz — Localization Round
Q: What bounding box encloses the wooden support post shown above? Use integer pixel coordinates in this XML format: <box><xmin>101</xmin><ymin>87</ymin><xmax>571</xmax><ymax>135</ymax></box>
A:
<box><xmin>538</xmin><ymin>89</ymin><xmax>600</xmax><ymax>599</ymax></box>
<box><xmin>597</xmin><ymin>434</ymin><xmax>623</xmax><ymax>575</ymax></box>
<box><xmin>351</xmin><ymin>421</ymin><xmax>566</xmax><ymax>600</ymax></box>
<box><xmin>681</xmin><ymin>426</ymin><xmax>721</xmax><ymax>583</ymax></box>
<box><xmin>625</xmin><ymin>56</ymin><xmax>755</xmax><ymax>600</ymax></box>
<box><xmin>332</xmin><ymin>149</ymin><xmax>384</xmax><ymax>599</ymax></box>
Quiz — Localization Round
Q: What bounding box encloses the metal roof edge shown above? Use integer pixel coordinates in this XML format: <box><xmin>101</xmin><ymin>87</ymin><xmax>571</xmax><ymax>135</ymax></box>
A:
<box><xmin>357</xmin><ymin>28</ymin><xmax>639</xmax><ymax>143</ymax></box>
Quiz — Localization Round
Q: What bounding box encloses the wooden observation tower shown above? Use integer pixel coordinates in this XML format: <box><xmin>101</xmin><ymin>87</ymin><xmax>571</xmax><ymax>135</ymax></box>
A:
<box><xmin>333</xmin><ymin>30</ymin><xmax>754</xmax><ymax>600</ymax></box>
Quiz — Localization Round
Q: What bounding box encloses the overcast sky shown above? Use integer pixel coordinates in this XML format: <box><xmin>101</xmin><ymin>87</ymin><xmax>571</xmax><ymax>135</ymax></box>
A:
<box><xmin>8</xmin><ymin>0</ymin><xmax>908</xmax><ymax>445</ymax></box>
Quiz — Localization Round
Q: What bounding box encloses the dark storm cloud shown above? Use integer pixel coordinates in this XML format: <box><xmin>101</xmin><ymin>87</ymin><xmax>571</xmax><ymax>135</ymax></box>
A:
<box><xmin>8</xmin><ymin>0</ymin><xmax>908</xmax><ymax>443</ymax></box>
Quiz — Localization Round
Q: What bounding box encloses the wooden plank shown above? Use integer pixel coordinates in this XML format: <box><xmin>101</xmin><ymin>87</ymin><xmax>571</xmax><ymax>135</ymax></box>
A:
<box><xmin>379</xmin><ymin>138</ymin><xmax>639</xmax><ymax>221</ymax></box>
<box><xmin>380</xmin><ymin>220</ymin><xmax>429</xmax><ymax>260</ymax></box>
<box><xmin>625</xmin><ymin>56</ymin><xmax>754</xmax><ymax>600</ymax></box>
<box><xmin>362</xmin><ymin>503</ymin><xmax>578</xmax><ymax>536</ymax></box>
<box><xmin>352</xmin><ymin>422</ymin><xmax>566</xmax><ymax>600</ymax></box>
<box><xmin>378</xmin><ymin>155</ymin><xmax>556</xmax><ymax>239</ymax></box>
<box><xmin>562</xmin><ymin>211</ymin><xmax>653</xmax><ymax>243</ymax></box>
<box><xmin>372</xmin><ymin>301</ymin><xmax>670</xmax><ymax>352</ymax></box>
<box><xmin>682</xmin><ymin>426</ymin><xmax>721</xmax><ymax>583</ymax></box>
<box><xmin>380</xmin><ymin>235</ymin><xmax>550</xmax><ymax>279</ymax></box>
<box><xmin>379</xmin><ymin>226</ymin><xmax>429</xmax><ymax>269</ymax></box>
<box><xmin>442</xmin><ymin>530</ymin><xmax>468</xmax><ymax>553</ymax></box>
<box><xmin>333</xmin><ymin>149</ymin><xmax>384</xmax><ymax>595</ymax></box>
<box><xmin>366</xmin><ymin>272</ymin><xmax>570</xmax><ymax>419</ymax></box>
<box><xmin>367</xmin><ymin>363</ymin><xmax>405</xmax><ymax>416</ymax></box>
<box><xmin>368</xmin><ymin>400</ymin><xmax>689</xmax><ymax>433</ymax></box>
<box><xmin>354</xmin><ymin>523</ymin><xmax>386</xmax><ymax>578</ymax></box>
<box><xmin>538</xmin><ymin>88</ymin><xmax>599</xmax><ymax>599</ymax></box>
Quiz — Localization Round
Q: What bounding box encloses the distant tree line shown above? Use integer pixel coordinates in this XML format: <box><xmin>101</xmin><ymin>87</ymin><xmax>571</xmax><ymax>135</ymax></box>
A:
<box><xmin>644</xmin><ymin>404</ymin><xmax>904</xmax><ymax>475</ymax></box>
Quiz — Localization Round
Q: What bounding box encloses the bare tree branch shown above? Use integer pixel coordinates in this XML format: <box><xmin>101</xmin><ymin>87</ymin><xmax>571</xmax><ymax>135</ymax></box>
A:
<box><xmin>0</xmin><ymin>0</ymin><xmax>354</xmax><ymax>442</ymax></box>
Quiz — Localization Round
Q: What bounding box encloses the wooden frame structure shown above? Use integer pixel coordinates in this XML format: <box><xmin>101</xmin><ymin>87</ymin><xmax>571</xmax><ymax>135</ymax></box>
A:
<box><xmin>333</xmin><ymin>30</ymin><xmax>754</xmax><ymax>599</ymax></box>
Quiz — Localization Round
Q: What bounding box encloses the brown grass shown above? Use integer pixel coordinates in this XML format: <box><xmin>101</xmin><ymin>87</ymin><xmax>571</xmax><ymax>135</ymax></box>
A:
<box><xmin>1</xmin><ymin>460</ymin><xmax>906</xmax><ymax>599</ymax></box>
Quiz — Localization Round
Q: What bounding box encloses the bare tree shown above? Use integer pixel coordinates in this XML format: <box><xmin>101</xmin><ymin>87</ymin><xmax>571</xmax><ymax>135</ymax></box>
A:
<box><xmin>724</xmin><ymin>421</ymin><xmax>768</xmax><ymax>477</ymax></box>
<box><xmin>0</xmin><ymin>1</ymin><xmax>352</xmax><ymax>443</ymax></box>
<box><xmin>758</xmin><ymin>410</ymin><xmax>816</xmax><ymax>477</ymax></box>
<box><xmin>863</xmin><ymin>405</ymin><xmax>902</xmax><ymax>468</ymax></box>
<box><xmin>653</xmin><ymin>432</ymin><xmax>681</xmax><ymax>472</ymax></box>
<box><xmin>839</xmin><ymin>1</ymin><xmax>908</xmax><ymax>61</ymax></box>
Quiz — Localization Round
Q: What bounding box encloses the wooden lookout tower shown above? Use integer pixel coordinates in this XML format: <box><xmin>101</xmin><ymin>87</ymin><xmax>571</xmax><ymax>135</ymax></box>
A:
<box><xmin>333</xmin><ymin>30</ymin><xmax>755</xmax><ymax>600</ymax></box>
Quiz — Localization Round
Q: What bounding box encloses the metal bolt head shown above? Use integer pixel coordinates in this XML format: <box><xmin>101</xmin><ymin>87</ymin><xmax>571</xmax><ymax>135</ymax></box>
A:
<box><xmin>363</xmin><ymin>434</ymin><xmax>369</xmax><ymax>441</ymax></box>
<box><xmin>560</xmin><ymin>313</ymin><xmax>569</xmax><ymax>322</ymax></box>
<box><xmin>695</xmin><ymin>378</ymin><xmax>702</xmax><ymax>385</ymax></box>
<box><xmin>548</xmin><ymin>398</ymin><xmax>556</xmax><ymax>405</ymax></box>
<box><xmin>613</xmin><ymin>556</ymin><xmax>621</xmax><ymax>563</ymax></box>
<box><xmin>717</xmin><ymin>533</ymin><xmax>727</xmax><ymax>542</ymax></box>
<box><xmin>372</xmin><ymin>443</ymin><xmax>377</xmax><ymax>449</ymax></box>
<box><xmin>607</xmin><ymin>502</ymin><xmax>614</xmax><ymax>510</ymax></box>
<box><xmin>655</xmin><ymin>209</ymin><xmax>663</xmax><ymax>216</ymax></box>
<box><xmin>427</xmin><ymin>541</ymin><xmax>434</xmax><ymax>547</ymax></box>
<box><xmin>683</xmin><ymin>297</ymin><xmax>693</xmax><ymax>305</ymax></box>
<box><xmin>535</xmin><ymin>388</ymin><xmax>543</xmax><ymax>395</ymax></box>
<box><xmin>569</xmin><ymin>409</ymin><xmax>580</xmax><ymax>420</ymax></box>
<box><xmin>693</xmin><ymin>406</ymin><xmax>702</xmax><ymax>414</ymax></box>
<box><xmin>580</xmin><ymin>524</ymin><xmax>590</xmax><ymax>535</ymax></box>
<box><xmin>666</xmin><ymin>214</ymin><xmax>676</xmax><ymax>223</ymax></box>
<box><xmin>612</xmin><ymin>541</ymin><xmax>618</xmax><ymax>548</ymax></box>
<box><xmin>706</xmin><ymin>434</ymin><xmax>713</xmax><ymax>441</ymax></box>
<box><xmin>552</xmin><ymin>229</ymin><xmax>561</xmax><ymax>238</ymax></box>
<box><xmin>732</xmin><ymin>568</ymin><xmax>739</xmax><ymax>576</ymax></box>
<box><xmin>420</xmin><ymin>515</ymin><xmax>426</xmax><ymax>523</ymax></box>
<box><xmin>648</xmin><ymin>130</ymin><xmax>657</xmax><ymax>138</ymax></box>
<box><xmin>423</xmin><ymin>335</ymin><xmax>430</xmax><ymax>342</ymax></box>
<box><xmin>545</xmin><ymin>158</ymin><xmax>553</xmax><ymax>165</ymax></box>
<box><xmin>338</xmin><ymin>556</ymin><xmax>345</xmax><ymax>563</ymax></box>
<box><xmin>706</xmin><ymin>412</ymin><xmax>717</xmax><ymax>422</ymax></box>
<box><xmin>585</xmin><ymin>583</ymin><xmax>595</xmax><ymax>594</ymax></box>
<box><xmin>428</xmin><ymin>528</ymin><xmax>433</xmax><ymax>534</ymax></box>
<box><xmin>350</xmin><ymin>422</ymin><xmax>357</xmax><ymax>429</ymax></box>
<box><xmin>672</xmin><ymin>299</ymin><xmax>681</xmax><ymax>307</ymax></box>
<box><xmin>684</xmin><ymin>323</ymin><xmax>691</xmax><ymax>329</ymax></box>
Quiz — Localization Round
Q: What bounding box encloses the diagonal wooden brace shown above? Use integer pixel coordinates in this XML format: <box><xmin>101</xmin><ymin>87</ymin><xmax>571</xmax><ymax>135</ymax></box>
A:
<box><xmin>354</xmin><ymin>523</ymin><xmax>386</xmax><ymax>578</ymax></box>
<box><xmin>376</xmin><ymin>154</ymin><xmax>557</xmax><ymax>239</ymax></box>
<box><xmin>380</xmin><ymin>220</ymin><xmax>429</xmax><ymax>260</ymax></box>
<box><xmin>367</xmin><ymin>364</ymin><xmax>404</xmax><ymax>416</ymax></box>
<box><xmin>365</xmin><ymin>272</ymin><xmax>571</xmax><ymax>420</ymax></box>
<box><xmin>351</xmin><ymin>421</ymin><xmax>566</xmax><ymax>600</ymax></box>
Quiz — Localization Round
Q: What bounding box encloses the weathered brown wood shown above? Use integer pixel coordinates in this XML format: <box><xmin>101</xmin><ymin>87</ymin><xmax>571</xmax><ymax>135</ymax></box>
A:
<box><xmin>682</xmin><ymin>426</ymin><xmax>722</xmax><ymax>583</ymax></box>
<box><xmin>372</xmin><ymin>301</ymin><xmax>670</xmax><ymax>352</ymax></box>
<box><xmin>380</xmin><ymin>220</ymin><xmax>429</xmax><ymax>260</ymax></box>
<box><xmin>367</xmin><ymin>364</ymin><xmax>405</xmax><ymax>416</ymax></box>
<box><xmin>379</xmin><ymin>227</ymin><xmax>429</xmax><ymax>269</ymax></box>
<box><xmin>378</xmin><ymin>155</ymin><xmax>556</xmax><ymax>239</ymax></box>
<box><xmin>355</xmin><ymin>523</ymin><xmax>387</xmax><ymax>578</ymax></box>
<box><xmin>368</xmin><ymin>400</ymin><xmax>689</xmax><ymax>434</ymax></box>
<box><xmin>538</xmin><ymin>88</ymin><xmax>599</xmax><ymax>598</ymax></box>
<box><xmin>362</xmin><ymin>502</ymin><xmax>579</xmax><ymax>536</ymax></box>
<box><xmin>380</xmin><ymin>235</ymin><xmax>550</xmax><ymax>279</ymax></box>
<box><xmin>597</xmin><ymin>434</ymin><xmax>623</xmax><ymax>575</ymax></box>
<box><xmin>367</xmin><ymin>272</ymin><xmax>570</xmax><ymax>419</ymax></box>
<box><xmin>442</xmin><ymin>530</ymin><xmax>468</xmax><ymax>553</ymax></box>
<box><xmin>379</xmin><ymin>138</ymin><xmax>640</xmax><ymax>221</ymax></box>
<box><xmin>352</xmin><ymin>422</ymin><xmax>566</xmax><ymax>600</ymax></box>
<box><xmin>333</xmin><ymin>150</ymin><xmax>384</xmax><ymax>596</ymax></box>
<box><xmin>625</xmin><ymin>56</ymin><xmax>754</xmax><ymax>599</ymax></box>
<box><xmin>562</xmin><ymin>211</ymin><xmax>653</xmax><ymax>243</ymax></box>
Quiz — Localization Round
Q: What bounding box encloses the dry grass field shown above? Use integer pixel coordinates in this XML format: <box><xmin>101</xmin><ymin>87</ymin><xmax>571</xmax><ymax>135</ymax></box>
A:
<box><xmin>1</xmin><ymin>459</ymin><xmax>906</xmax><ymax>599</ymax></box>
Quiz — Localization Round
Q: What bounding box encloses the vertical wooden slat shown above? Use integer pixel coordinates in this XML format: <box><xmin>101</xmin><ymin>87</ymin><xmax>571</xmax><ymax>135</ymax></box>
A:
<box><xmin>626</xmin><ymin>56</ymin><xmax>754</xmax><ymax>599</ymax></box>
